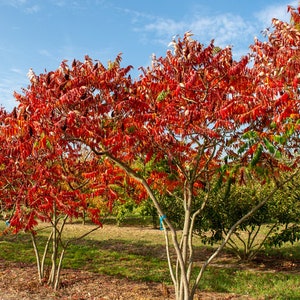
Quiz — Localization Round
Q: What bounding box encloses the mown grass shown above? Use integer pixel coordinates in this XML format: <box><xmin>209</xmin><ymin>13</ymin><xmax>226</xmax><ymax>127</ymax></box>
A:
<box><xmin>1</xmin><ymin>220</ymin><xmax>300</xmax><ymax>299</ymax></box>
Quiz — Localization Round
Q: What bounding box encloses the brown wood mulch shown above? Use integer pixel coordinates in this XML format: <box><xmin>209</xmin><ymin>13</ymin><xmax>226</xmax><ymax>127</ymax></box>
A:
<box><xmin>0</xmin><ymin>259</ymin><xmax>256</xmax><ymax>300</ymax></box>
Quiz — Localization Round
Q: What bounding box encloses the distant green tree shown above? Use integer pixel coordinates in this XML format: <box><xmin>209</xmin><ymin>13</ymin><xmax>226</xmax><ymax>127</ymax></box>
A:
<box><xmin>265</xmin><ymin>174</ymin><xmax>300</xmax><ymax>248</ymax></box>
<box><xmin>196</xmin><ymin>173</ymin><xmax>300</xmax><ymax>260</ymax></box>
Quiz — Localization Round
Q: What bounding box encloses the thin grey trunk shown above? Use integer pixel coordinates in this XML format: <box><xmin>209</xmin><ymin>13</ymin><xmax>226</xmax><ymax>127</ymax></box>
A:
<box><xmin>178</xmin><ymin>181</ymin><xmax>193</xmax><ymax>300</ymax></box>
<box><xmin>49</xmin><ymin>204</ymin><xmax>57</xmax><ymax>287</ymax></box>
<box><xmin>54</xmin><ymin>248</ymin><xmax>65</xmax><ymax>290</ymax></box>
<box><xmin>31</xmin><ymin>233</ymin><xmax>42</xmax><ymax>284</ymax></box>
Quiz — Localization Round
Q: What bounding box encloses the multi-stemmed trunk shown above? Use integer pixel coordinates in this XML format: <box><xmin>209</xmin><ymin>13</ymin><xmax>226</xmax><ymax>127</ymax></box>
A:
<box><xmin>31</xmin><ymin>206</ymin><xmax>68</xmax><ymax>290</ymax></box>
<box><xmin>31</xmin><ymin>206</ymin><xmax>101</xmax><ymax>290</ymax></box>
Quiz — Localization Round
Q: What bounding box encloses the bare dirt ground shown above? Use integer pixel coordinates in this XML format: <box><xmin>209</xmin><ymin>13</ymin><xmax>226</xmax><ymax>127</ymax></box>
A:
<box><xmin>0</xmin><ymin>224</ymin><xmax>299</xmax><ymax>300</ymax></box>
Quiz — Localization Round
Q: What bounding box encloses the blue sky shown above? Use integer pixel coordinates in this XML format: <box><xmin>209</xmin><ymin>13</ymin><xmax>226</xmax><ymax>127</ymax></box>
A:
<box><xmin>0</xmin><ymin>0</ymin><xmax>298</xmax><ymax>111</ymax></box>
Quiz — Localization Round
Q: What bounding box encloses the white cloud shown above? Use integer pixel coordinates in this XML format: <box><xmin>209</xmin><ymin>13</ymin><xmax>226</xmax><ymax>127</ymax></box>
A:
<box><xmin>135</xmin><ymin>11</ymin><xmax>257</xmax><ymax>54</ymax></box>
<box><xmin>144</xmin><ymin>18</ymin><xmax>185</xmax><ymax>37</ymax></box>
<box><xmin>0</xmin><ymin>0</ymin><xmax>27</xmax><ymax>7</ymax></box>
<box><xmin>0</xmin><ymin>67</ymin><xmax>29</xmax><ymax>111</ymax></box>
<box><xmin>0</xmin><ymin>74</ymin><xmax>26</xmax><ymax>111</ymax></box>
<box><xmin>190</xmin><ymin>14</ymin><xmax>256</xmax><ymax>47</ymax></box>
<box><xmin>128</xmin><ymin>2</ymin><xmax>298</xmax><ymax>58</ymax></box>
<box><xmin>10</xmin><ymin>68</ymin><xmax>24</xmax><ymax>75</ymax></box>
<box><xmin>25</xmin><ymin>4</ymin><xmax>40</xmax><ymax>14</ymax></box>
<box><xmin>51</xmin><ymin>0</ymin><xmax>103</xmax><ymax>11</ymax></box>
<box><xmin>51</xmin><ymin>0</ymin><xmax>67</xmax><ymax>7</ymax></box>
<box><xmin>39</xmin><ymin>49</ymin><xmax>53</xmax><ymax>58</ymax></box>
<box><xmin>0</xmin><ymin>0</ymin><xmax>40</xmax><ymax>14</ymax></box>
<box><xmin>255</xmin><ymin>1</ymin><xmax>298</xmax><ymax>28</ymax></box>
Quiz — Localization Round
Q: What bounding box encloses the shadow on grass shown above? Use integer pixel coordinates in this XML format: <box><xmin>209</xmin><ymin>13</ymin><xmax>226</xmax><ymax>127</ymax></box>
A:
<box><xmin>0</xmin><ymin>231</ymin><xmax>235</xmax><ymax>290</ymax></box>
<box><xmin>263</xmin><ymin>243</ymin><xmax>300</xmax><ymax>259</ymax></box>
<box><xmin>63</xmin><ymin>237</ymin><xmax>171</xmax><ymax>282</ymax></box>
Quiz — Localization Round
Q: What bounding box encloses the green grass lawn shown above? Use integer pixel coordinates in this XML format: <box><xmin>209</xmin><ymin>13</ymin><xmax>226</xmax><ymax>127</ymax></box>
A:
<box><xmin>1</xmin><ymin>220</ymin><xmax>300</xmax><ymax>299</ymax></box>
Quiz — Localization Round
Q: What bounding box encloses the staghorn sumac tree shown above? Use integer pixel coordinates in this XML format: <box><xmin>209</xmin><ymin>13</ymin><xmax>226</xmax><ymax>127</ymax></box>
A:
<box><xmin>1</xmin><ymin>5</ymin><xmax>300</xmax><ymax>300</ymax></box>
<box><xmin>0</xmin><ymin>56</ymin><xmax>145</xmax><ymax>289</ymax></box>
<box><xmin>8</xmin><ymin>48</ymin><xmax>251</xmax><ymax>298</ymax></box>
<box><xmin>127</xmin><ymin>25</ymin><xmax>299</xmax><ymax>298</ymax></box>
<box><xmin>0</xmin><ymin>102</ymin><xmax>103</xmax><ymax>290</ymax></box>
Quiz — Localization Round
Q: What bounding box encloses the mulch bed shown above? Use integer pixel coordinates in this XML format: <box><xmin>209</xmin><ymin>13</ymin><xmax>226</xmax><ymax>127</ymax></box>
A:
<box><xmin>0</xmin><ymin>260</ymin><xmax>256</xmax><ymax>300</ymax></box>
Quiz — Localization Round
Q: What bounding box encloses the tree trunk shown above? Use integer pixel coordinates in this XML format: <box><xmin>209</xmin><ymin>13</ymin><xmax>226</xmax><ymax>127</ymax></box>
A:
<box><xmin>48</xmin><ymin>204</ymin><xmax>57</xmax><ymax>288</ymax></box>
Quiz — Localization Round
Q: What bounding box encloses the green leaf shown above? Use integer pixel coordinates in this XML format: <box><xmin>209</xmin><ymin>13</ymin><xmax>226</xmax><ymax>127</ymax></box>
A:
<box><xmin>274</xmin><ymin>150</ymin><xmax>282</xmax><ymax>159</ymax></box>
<box><xmin>242</xmin><ymin>130</ymin><xmax>258</xmax><ymax>140</ymax></box>
<box><xmin>286</xmin><ymin>125</ymin><xmax>295</xmax><ymax>137</ymax></box>
<box><xmin>273</xmin><ymin>135</ymin><xmax>286</xmax><ymax>145</ymax></box>
<box><xmin>46</xmin><ymin>139</ymin><xmax>53</xmax><ymax>150</ymax></box>
<box><xmin>251</xmin><ymin>144</ymin><xmax>263</xmax><ymax>167</ymax></box>
<box><xmin>156</xmin><ymin>90</ymin><xmax>168</xmax><ymax>102</ymax></box>
<box><xmin>263</xmin><ymin>138</ymin><xmax>275</xmax><ymax>154</ymax></box>
<box><xmin>33</xmin><ymin>140</ymin><xmax>39</xmax><ymax>149</ymax></box>
<box><xmin>212</xmin><ymin>46</ymin><xmax>222</xmax><ymax>55</ymax></box>
<box><xmin>238</xmin><ymin>142</ymin><xmax>249</xmax><ymax>154</ymax></box>
<box><xmin>127</xmin><ymin>125</ymin><xmax>136</xmax><ymax>134</ymax></box>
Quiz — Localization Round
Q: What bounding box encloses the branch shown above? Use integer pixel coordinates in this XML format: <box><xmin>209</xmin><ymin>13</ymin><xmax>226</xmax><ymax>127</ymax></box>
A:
<box><xmin>162</xmin><ymin>225</ymin><xmax>177</xmax><ymax>288</ymax></box>
<box><xmin>63</xmin><ymin>136</ymin><xmax>109</xmax><ymax>156</ymax></box>
<box><xmin>187</xmin><ymin>190</ymin><xmax>210</xmax><ymax>280</ymax></box>
<box><xmin>64</xmin><ymin>225</ymin><xmax>101</xmax><ymax>248</ymax></box>
<box><xmin>103</xmin><ymin>152</ymin><xmax>190</xmax><ymax>293</ymax></box>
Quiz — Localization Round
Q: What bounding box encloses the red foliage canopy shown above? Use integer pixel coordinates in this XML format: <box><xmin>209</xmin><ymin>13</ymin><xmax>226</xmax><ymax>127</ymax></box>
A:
<box><xmin>1</xmin><ymin>6</ymin><xmax>299</xmax><ymax>233</ymax></box>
